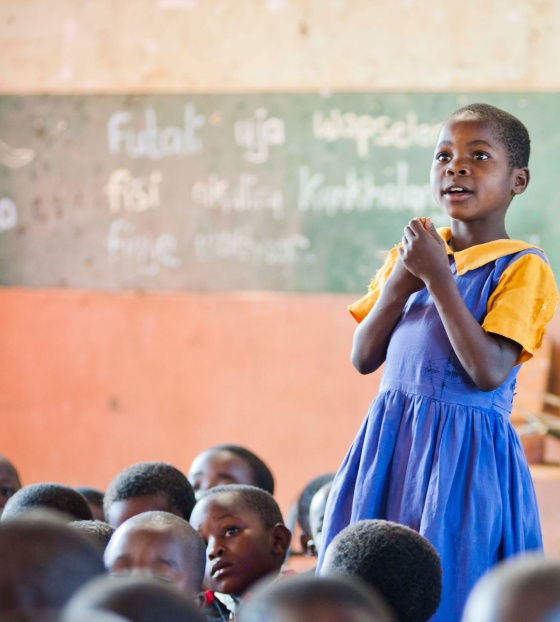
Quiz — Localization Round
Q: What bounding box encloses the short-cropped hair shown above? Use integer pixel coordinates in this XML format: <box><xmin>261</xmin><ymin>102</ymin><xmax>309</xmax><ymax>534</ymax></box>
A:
<box><xmin>448</xmin><ymin>102</ymin><xmax>530</xmax><ymax>169</ymax></box>
<box><xmin>238</xmin><ymin>575</ymin><xmax>395</xmax><ymax>622</ymax></box>
<box><xmin>2</xmin><ymin>483</ymin><xmax>93</xmax><ymax>521</ymax></box>
<box><xmin>103</xmin><ymin>462</ymin><xmax>196</xmax><ymax>520</ymax></box>
<box><xmin>196</xmin><ymin>484</ymin><xmax>283</xmax><ymax>529</ymax></box>
<box><xmin>322</xmin><ymin>519</ymin><xmax>442</xmax><ymax>622</ymax></box>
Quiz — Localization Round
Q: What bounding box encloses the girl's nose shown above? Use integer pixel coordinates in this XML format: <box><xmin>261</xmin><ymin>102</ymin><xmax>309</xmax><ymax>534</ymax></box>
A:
<box><xmin>446</xmin><ymin>159</ymin><xmax>469</xmax><ymax>176</ymax></box>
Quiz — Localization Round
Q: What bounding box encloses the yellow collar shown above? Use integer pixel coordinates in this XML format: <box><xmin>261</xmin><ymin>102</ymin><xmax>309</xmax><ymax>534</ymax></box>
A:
<box><xmin>437</xmin><ymin>227</ymin><xmax>542</xmax><ymax>275</ymax></box>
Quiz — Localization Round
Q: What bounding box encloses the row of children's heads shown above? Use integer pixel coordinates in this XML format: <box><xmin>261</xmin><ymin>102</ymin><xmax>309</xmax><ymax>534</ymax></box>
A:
<box><xmin>0</xmin><ymin>443</ymin><xmax>274</xmax><ymax>517</ymax></box>
<box><xmin>3</xmin><ymin>500</ymin><xmax>559</xmax><ymax>622</ymax></box>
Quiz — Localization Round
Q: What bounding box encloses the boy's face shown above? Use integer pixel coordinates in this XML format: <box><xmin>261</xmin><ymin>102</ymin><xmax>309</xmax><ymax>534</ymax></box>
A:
<box><xmin>430</xmin><ymin>118</ymin><xmax>528</xmax><ymax>226</ymax></box>
<box><xmin>189</xmin><ymin>491</ymin><xmax>281</xmax><ymax>597</ymax></box>
<box><xmin>106</xmin><ymin>494</ymin><xmax>182</xmax><ymax>528</ymax></box>
<box><xmin>188</xmin><ymin>450</ymin><xmax>256</xmax><ymax>500</ymax></box>
<box><xmin>104</xmin><ymin>524</ymin><xmax>201</xmax><ymax>596</ymax></box>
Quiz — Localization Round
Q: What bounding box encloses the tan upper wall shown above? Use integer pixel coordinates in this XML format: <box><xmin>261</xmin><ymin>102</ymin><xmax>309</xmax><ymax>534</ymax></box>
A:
<box><xmin>1</xmin><ymin>0</ymin><xmax>560</xmax><ymax>93</ymax></box>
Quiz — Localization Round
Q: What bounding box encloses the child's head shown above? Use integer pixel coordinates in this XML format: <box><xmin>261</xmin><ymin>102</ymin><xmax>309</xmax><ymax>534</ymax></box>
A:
<box><xmin>0</xmin><ymin>513</ymin><xmax>105</xmax><ymax>617</ymax></box>
<box><xmin>462</xmin><ymin>553</ymin><xmax>560</xmax><ymax>622</ymax></box>
<box><xmin>238</xmin><ymin>575</ymin><xmax>396</xmax><ymax>622</ymax></box>
<box><xmin>0</xmin><ymin>455</ymin><xmax>21</xmax><ymax>514</ymax></box>
<box><xmin>69</xmin><ymin>519</ymin><xmax>115</xmax><ymax>552</ymax></box>
<box><xmin>189</xmin><ymin>484</ymin><xmax>291</xmax><ymax>597</ymax></box>
<box><xmin>296</xmin><ymin>473</ymin><xmax>335</xmax><ymax>557</ymax></box>
<box><xmin>2</xmin><ymin>482</ymin><xmax>93</xmax><ymax>521</ymax></box>
<box><xmin>308</xmin><ymin>480</ymin><xmax>333</xmax><ymax>555</ymax></box>
<box><xmin>104</xmin><ymin>510</ymin><xmax>206</xmax><ymax>598</ymax></box>
<box><xmin>446</xmin><ymin>103</ymin><xmax>530</xmax><ymax>171</ymax></box>
<box><xmin>104</xmin><ymin>461</ymin><xmax>196</xmax><ymax>528</ymax></box>
<box><xmin>431</xmin><ymin>103</ymin><xmax>531</xmax><ymax>221</ymax></box>
<box><xmin>320</xmin><ymin>519</ymin><xmax>442</xmax><ymax>622</ymax></box>
<box><xmin>188</xmin><ymin>444</ymin><xmax>274</xmax><ymax>499</ymax></box>
<box><xmin>76</xmin><ymin>486</ymin><xmax>106</xmax><ymax>521</ymax></box>
<box><xmin>63</xmin><ymin>575</ymin><xmax>206</xmax><ymax>622</ymax></box>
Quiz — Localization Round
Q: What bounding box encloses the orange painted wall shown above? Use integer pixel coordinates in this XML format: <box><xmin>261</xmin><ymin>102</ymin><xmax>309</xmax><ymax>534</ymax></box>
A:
<box><xmin>0</xmin><ymin>287</ymin><xmax>380</xmax><ymax>516</ymax></box>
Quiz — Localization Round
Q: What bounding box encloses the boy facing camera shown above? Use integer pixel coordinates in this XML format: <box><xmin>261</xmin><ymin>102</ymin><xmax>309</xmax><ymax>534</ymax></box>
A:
<box><xmin>189</xmin><ymin>484</ymin><xmax>291</xmax><ymax>619</ymax></box>
<box><xmin>104</xmin><ymin>510</ymin><xmax>206</xmax><ymax>600</ymax></box>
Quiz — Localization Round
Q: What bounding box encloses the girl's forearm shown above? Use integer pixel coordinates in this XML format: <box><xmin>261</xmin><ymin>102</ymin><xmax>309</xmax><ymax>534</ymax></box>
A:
<box><xmin>425</xmin><ymin>271</ymin><xmax>520</xmax><ymax>391</ymax></box>
<box><xmin>351</xmin><ymin>287</ymin><xmax>411</xmax><ymax>375</ymax></box>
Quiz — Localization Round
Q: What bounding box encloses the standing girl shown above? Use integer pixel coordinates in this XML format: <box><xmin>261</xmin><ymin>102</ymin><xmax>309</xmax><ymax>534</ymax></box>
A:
<box><xmin>317</xmin><ymin>103</ymin><xmax>559</xmax><ymax>621</ymax></box>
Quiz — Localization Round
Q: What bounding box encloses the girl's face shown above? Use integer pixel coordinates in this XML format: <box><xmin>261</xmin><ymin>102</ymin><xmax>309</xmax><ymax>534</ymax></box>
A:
<box><xmin>187</xmin><ymin>450</ymin><xmax>256</xmax><ymax>500</ymax></box>
<box><xmin>430</xmin><ymin>118</ymin><xmax>528</xmax><ymax>227</ymax></box>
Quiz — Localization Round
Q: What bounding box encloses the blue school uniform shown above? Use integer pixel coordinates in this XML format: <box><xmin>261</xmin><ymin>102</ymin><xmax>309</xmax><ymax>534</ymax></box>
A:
<box><xmin>317</xmin><ymin>228</ymin><xmax>559</xmax><ymax>622</ymax></box>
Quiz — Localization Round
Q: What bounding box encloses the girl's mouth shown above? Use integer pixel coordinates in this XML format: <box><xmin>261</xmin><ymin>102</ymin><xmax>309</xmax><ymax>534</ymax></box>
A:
<box><xmin>444</xmin><ymin>185</ymin><xmax>472</xmax><ymax>200</ymax></box>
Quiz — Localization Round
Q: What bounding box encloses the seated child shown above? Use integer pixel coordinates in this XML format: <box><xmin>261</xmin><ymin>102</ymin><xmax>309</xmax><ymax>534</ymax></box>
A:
<box><xmin>189</xmin><ymin>484</ymin><xmax>291</xmax><ymax>620</ymax></box>
<box><xmin>462</xmin><ymin>553</ymin><xmax>560</xmax><ymax>622</ymax></box>
<box><xmin>103</xmin><ymin>461</ymin><xmax>196</xmax><ymax>527</ymax></box>
<box><xmin>2</xmin><ymin>482</ymin><xmax>93</xmax><ymax>521</ymax></box>
<box><xmin>0</xmin><ymin>512</ymin><xmax>105</xmax><ymax>618</ymax></box>
<box><xmin>296</xmin><ymin>473</ymin><xmax>335</xmax><ymax>557</ymax></box>
<box><xmin>63</xmin><ymin>575</ymin><xmax>206</xmax><ymax>622</ymax></box>
<box><xmin>0</xmin><ymin>455</ymin><xmax>21</xmax><ymax>516</ymax></box>
<box><xmin>103</xmin><ymin>510</ymin><xmax>206</xmax><ymax>601</ymax></box>
<box><xmin>69</xmin><ymin>519</ymin><xmax>115</xmax><ymax>552</ymax></box>
<box><xmin>188</xmin><ymin>445</ymin><xmax>274</xmax><ymax>499</ymax></box>
<box><xmin>308</xmin><ymin>480</ymin><xmax>334</xmax><ymax>556</ymax></box>
<box><xmin>76</xmin><ymin>486</ymin><xmax>106</xmax><ymax>521</ymax></box>
<box><xmin>238</xmin><ymin>575</ymin><xmax>396</xmax><ymax>622</ymax></box>
<box><xmin>320</xmin><ymin>519</ymin><xmax>442</xmax><ymax>622</ymax></box>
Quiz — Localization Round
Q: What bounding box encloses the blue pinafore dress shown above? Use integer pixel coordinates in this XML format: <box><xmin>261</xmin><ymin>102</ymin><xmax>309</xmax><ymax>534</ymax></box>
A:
<box><xmin>317</xmin><ymin>232</ymin><xmax>559</xmax><ymax>622</ymax></box>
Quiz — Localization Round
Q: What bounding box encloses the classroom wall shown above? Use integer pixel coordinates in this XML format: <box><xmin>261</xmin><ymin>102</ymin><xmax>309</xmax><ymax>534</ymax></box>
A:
<box><xmin>2</xmin><ymin>0</ymin><xmax>560</xmax><ymax>551</ymax></box>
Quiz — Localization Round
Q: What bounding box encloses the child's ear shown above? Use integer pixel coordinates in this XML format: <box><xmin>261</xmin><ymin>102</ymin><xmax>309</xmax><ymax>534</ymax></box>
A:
<box><xmin>270</xmin><ymin>524</ymin><xmax>292</xmax><ymax>556</ymax></box>
<box><xmin>512</xmin><ymin>167</ymin><xmax>530</xmax><ymax>195</ymax></box>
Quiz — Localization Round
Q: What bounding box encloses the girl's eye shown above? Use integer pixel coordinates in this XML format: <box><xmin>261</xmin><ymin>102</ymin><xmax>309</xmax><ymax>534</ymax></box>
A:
<box><xmin>224</xmin><ymin>527</ymin><xmax>239</xmax><ymax>537</ymax></box>
<box><xmin>473</xmin><ymin>151</ymin><xmax>489</xmax><ymax>160</ymax></box>
<box><xmin>436</xmin><ymin>152</ymin><xmax>450</xmax><ymax>162</ymax></box>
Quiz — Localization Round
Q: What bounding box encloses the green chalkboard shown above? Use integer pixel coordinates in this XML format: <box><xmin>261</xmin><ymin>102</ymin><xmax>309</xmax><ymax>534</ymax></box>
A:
<box><xmin>0</xmin><ymin>93</ymin><xmax>559</xmax><ymax>292</ymax></box>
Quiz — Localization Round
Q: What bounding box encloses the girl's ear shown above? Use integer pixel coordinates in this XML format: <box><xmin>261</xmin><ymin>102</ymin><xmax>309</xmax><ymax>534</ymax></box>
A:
<box><xmin>512</xmin><ymin>167</ymin><xmax>530</xmax><ymax>195</ymax></box>
<box><xmin>271</xmin><ymin>524</ymin><xmax>292</xmax><ymax>556</ymax></box>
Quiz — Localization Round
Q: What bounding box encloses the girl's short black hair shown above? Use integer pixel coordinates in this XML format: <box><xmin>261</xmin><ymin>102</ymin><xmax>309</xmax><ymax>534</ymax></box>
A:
<box><xmin>449</xmin><ymin>102</ymin><xmax>530</xmax><ymax>169</ymax></box>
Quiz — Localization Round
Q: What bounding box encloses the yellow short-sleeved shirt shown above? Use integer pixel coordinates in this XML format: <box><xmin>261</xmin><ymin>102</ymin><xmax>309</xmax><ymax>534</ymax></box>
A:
<box><xmin>348</xmin><ymin>227</ymin><xmax>559</xmax><ymax>364</ymax></box>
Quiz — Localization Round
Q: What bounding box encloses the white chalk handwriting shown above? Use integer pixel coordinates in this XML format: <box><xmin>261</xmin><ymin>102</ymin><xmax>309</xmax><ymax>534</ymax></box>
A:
<box><xmin>191</xmin><ymin>173</ymin><xmax>284</xmax><ymax>220</ymax></box>
<box><xmin>234</xmin><ymin>108</ymin><xmax>285</xmax><ymax>163</ymax></box>
<box><xmin>107</xmin><ymin>104</ymin><xmax>204</xmax><ymax>160</ymax></box>
<box><xmin>313</xmin><ymin>109</ymin><xmax>441</xmax><ymax>158</ymax></box>
<box><xmin>106</xmin><ymin>218</ymin><xmax>181</xmax><ymax>276</ymax></box>
<box><xmin>105</xmin><ymin>169</ymin><xmax>163</xmax><ymax>214</ymax></box>
<box><xmin>298</xmin><ymin>161</ymin><xmax>433</xmax><ymax>215</ymax></box>
<box><xmin>0</xmin><ymin>198</ymin><xmax>17</xmax><ymax>232</ymax></box>
<box><xmin>194</xmin><ymin>229</ymin><xmax>314</xmax><ymax>266</ymax></box>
